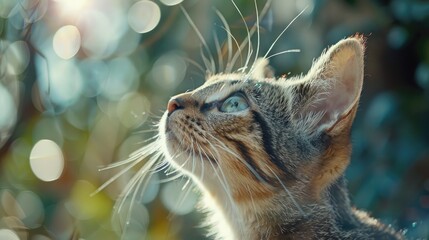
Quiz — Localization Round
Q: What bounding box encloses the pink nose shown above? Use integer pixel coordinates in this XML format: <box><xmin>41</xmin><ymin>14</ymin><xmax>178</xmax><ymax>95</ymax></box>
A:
<box><xmin>167</xmin><ymin>98</ymin><xmax>182</xmax><ymax>114</ymax></box>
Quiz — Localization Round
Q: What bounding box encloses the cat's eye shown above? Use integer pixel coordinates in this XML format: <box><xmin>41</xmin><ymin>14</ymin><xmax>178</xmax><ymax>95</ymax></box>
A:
<box><xmin>219</xmin><ymin>94</ymin><xmax>249</xmax><ymax>113</ymax></box>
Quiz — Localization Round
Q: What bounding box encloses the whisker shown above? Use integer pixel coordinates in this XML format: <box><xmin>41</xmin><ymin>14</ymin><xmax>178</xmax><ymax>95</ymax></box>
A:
<box><xmin>262</xmin><ymin>6</ymin><xmax>307</xmax><ymax>60</ymax></box>
<box><xmin>180</xmin><ymin>5</ymin><xmax>216</xmax><ymax>74</ymax></box>
<box><xmin>214</xmin><ymin>9</ymin><xmax>235</xmax><ymax>73</ymax></box>
<box><xmin>217</xmin><ymin>25</ymin><xmax>243</xmax><ymax>73</ymax></box>
<box><xmin>92</xmin><ymin>157</ymin><xmax>152</xmax><ymax>197</ymax></box>
<box><xmin>98</xmin><ymin>141</ymin><xmax>160</xmax><ymax>171</ymax></box>
<box><xmin>266</xmin><ymin>49</ymin><xmax>301</xmax><ymax>60</ymax></box>
<box><xmin>121</xmin><ymin>170</ymin><xmax>155</xmax><ymax>237</ymax></box>
<box><xmin>213</xmin><ymin>30</ymin><xmax>224</xmax><ymax>73</ymax></box>
<box><xmin>229</xmin><ymin>0</ymin><xmax>253</xmax><ymax>73</ymax></box>
<box><xmin>131</xmin><ymin>129</ymin><xmax>159</xmax><ymax>134</ymax></box>
<box><xmin>249</xmin><ymin>0</ymin><xmax>261</xmax><ymax>78</ymax></box>
<box><xmin>202</xmin><ymin>145</ymin><xmax>236</xmax><ymax>207</ymax></box>
<box><xmin>229</xmin><ymin>0</ymin><xmax>272</xmax><ymax>73</ymax></box>
<box><xmin>183</xmin><ymin>56</ymin><xmax>206</xmax><ymax>75</ymax></box>
<box><xmin>205</xmin><ymin>132</ymin><xmax>268</xmax><ymax>184</ymax></box>
<box><xmin>200</xmin><ymin>47</ymin><xmax>214</xmax><ymax>75</ymax></box>
<box><xmin>114</xmin><ymin>153</ymin><xmax>161</xmax><ymax>212</ymax></box>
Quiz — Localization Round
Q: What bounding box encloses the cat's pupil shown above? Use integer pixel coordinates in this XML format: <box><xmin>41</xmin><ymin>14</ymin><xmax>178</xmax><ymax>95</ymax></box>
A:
<box><xmin>219</xmin><ymin>94</ymin><xmax>249</xmax><ymax>113</ymax></box>
<box><xmin>232</xmin><ymin>100</ymin><xmax>239</xmax><ymax>107</ymax></box>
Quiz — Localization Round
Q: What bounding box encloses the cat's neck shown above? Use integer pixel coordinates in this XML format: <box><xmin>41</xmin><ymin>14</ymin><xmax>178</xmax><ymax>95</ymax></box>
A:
<box><xmin>198</xmin><ymin>176</ymin><xmax>360</xmax><ymax>240</ymax></box>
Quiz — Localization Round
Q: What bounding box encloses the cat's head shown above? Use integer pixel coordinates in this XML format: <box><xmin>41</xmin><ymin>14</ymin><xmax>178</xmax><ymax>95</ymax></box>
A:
<box><xmin>160</xmin><ymin>36</ymin><xmax>365</xmax><ymax>207</ymax></box>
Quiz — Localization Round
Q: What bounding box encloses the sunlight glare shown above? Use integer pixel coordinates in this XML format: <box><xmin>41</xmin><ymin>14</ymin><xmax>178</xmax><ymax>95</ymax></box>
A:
<box><xmin>55</xmin><ymin>0</ymin><xmax>90</xmax><ymax>16</ymax></box>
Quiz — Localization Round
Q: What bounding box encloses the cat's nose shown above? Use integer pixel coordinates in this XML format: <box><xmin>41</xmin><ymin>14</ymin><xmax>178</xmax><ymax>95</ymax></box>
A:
<box><xmin>167</xmin><ymin>97</ymin><xmax>184</xmax><ymax>114</ymax></box>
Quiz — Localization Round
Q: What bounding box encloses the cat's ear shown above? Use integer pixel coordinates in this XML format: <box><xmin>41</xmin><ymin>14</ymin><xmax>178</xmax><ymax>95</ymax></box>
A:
<box><xmin>297</xmin><ymin>36</ymin><xmax>365</xmax><ymax>135</ymax></box>
<box><xmin>250</xmin><ymin>58</ymin><xmax>275</xmax><ymax>79</ymax></box>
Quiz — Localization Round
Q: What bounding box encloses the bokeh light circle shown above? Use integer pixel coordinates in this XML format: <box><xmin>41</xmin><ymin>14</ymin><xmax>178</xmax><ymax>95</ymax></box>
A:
<box><xmin>16</xmin><ymin>191</ymin><xmax>44</xmax><ymax>229</ymax></box>
<box><xmin>21</xmin><ymin>0</ymin><xmax>49</xmax><ymax>23</ymax></box>
<box><xmin>5</xmin><ymin>40</ymin><xmax>30</xmax><ymax>75</ymax></box>
<box><xmin>116</xmin><ymin>92</ymin><xmax>150</xmax><ymax>128</ymax></box>
<box><xmin>0</xmin><ymin>84</ymin><xmax>17</xmax><ymax>131</ymax></box>
<box><xmin>160</xmin><ymin>181</ymin><xmax>198</xmax><ymax>215</ymax></box>
<box><xmin>67</xmin><ymin>180</ymin><xmax>112</xmax><ymax>220</ymax></box>
<box><xmin>112</xmin><ymin>199</ymin><xmax>149</xmax><ymax>238</ymax></box>
<box><xmin>29</xmin><ymin>139</ymin><xmax>64</xmax><ymax>182</ymax></box>
<box><xmin>53</xmin><ymin>25</ymin><xmax>81</xmax><ymax>60</ymax></box>
<box><xmin>160</xmin><ymin>0</ymin><xmax>183</xmax><ymax>6</ymax></box>
<box><xmin>35</xmin><ymin>56</ymin><xmax>84</xmax><ymax>109</ymax></box>
<box><xmin>128</xmin><ymin>1</ymin><xmax>161</xmax><ymax>33</ymax></box>
<box><xmin>0</xmin><ymin>0</ymin><xmax>18</xmax><ymax>18</ymax></box>
<box><xmin>150</xmin><ymin>53</ymin><xmax>187</xmax><ymax>91</ymax></box>
<box><xmin>101</xmin><ymin>57</ymin><xmax>138</xmax><ymax>101</ymax></box>
<box><xmin>0</xmin><ymin>229</ymin><xmax>19</xmax><ymax>240</ymax></box>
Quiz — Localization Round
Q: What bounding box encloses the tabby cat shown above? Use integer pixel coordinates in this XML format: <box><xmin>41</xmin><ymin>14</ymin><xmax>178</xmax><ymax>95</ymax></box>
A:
<box><xmin>157</xmin><ymin>35</ymin><xmax>404</xmax><ymax>239</ymax></box>
<box><xmin>98</xmin><ymin>3</ymin><xmax>406</xmax><ymax>239</ymax></box>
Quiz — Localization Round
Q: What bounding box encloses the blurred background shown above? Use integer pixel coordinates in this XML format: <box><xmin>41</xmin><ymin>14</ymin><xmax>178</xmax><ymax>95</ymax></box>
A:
<box><xmin>0</xmin><ymin>0</ymin><xmax>428</xmax><ymax>239</ymax></box>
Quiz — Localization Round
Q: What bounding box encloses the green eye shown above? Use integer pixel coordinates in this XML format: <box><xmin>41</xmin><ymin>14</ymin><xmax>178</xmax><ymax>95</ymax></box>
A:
<box><xmin>219</xmin><ymin>94</ymin><xmax>249</xmax><ymax>113</ymax></box>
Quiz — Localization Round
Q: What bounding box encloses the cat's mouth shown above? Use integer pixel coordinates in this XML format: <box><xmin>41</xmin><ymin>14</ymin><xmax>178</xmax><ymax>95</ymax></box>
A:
<box><xmin>162</xmin><ymin>111</ymin><xmax>217</xmax><ymax>166</ymax></box>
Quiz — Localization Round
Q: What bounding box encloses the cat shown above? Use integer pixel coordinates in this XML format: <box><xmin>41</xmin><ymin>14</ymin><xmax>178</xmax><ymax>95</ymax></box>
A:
<box><xmin>102</xmin><ymin>3</ymin><xmax>406</xmax><ymax>240</ymax></box>
<box><xmin>157</xmin><ymin>35</ymin><xmax>404</xmax><ymax>239</ymax></box>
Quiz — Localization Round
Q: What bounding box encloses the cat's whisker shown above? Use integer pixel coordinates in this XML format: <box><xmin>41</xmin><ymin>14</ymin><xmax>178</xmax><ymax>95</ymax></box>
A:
<box><xmin>213</xmin><ymin>30</ymin><xmax>224</xmax><ymax>73</ymax></box>
<box><xmin>183</xmin><ymin>57</ymin><xmax>206</xmax><ymax>76</ymax></box>
<box><xmin>166</xmin><ymin>175</ymin><xmax>194</xmax><ymax>222</ymax></box>
<box><xmin>229</xmin><ymin>0</ymin><xmax>272</xmax><ymax>73</ymax></box>
<box><xmin>214</xmin><ymin>9</ymin><xmax>237</xmax><ymax>73</ymax></box>
<box><xmin>229</xmin><ymin>0</ymin><xmax>252</xmax><ymax>73</ymax></box>
<box><xmin>148</xmin><ymin>160</ymin><xmax>170</xmax><ymax>174</ymax></box>
<box><xmin>131</xmin><ymin>127</ymin><xmax>159</xmax><ymax>134</ymax></box>
<box><xmin>200</xmin><ymin>47</ymin><xmax>214</xmax><ymax>75</ymax></box>
<box><xmin>97</xmin><ymin>141</ymin><xmax>160</xmax><ymax>171</ymax></box>
<box><xmin>160</xmin><ymin>153</ymin><xmax>190</xmax><ymax>182</ymax></box>
<box><xmin>133</xmin><ymin>134</ymin><xmax>161</xmax><ymax>146</ymax></box>
<box><xmin>164</xmin><ymin>152</ymin><xmax>192</xmax><ymax>177</ymax></box>
<box><xmin>121</xmin><ymin>170</ymin><xmax>156</xmax><ymax>237</ymax></box>
<box><xmin>182</xmin><ymin>178</ymin><xmax>191</xmax><ymax>191</ymax></box>
<box><xmin>265</xmin><ymin>49</ymin><xmax>301</xmax><ymax>60</ymax></box>
<box><xmin>113</xmin><ymin>153</ymin><xmax>159</xmax><ymax>220</ymax></box>
<box><xmin>180</xmin><ymin>5</ymin><xmax>216</xmax><ymax>74</ymax></box>
<box><xmin>190</xmin><ymin>139</ymin><xmax>197</xmax><ymax>178</ymax></box>
<box><xmin>261</xmin><ymin>7</ymin><xmax>307</xmax><ymax>60</ymax></box>
<box><xmin>198</xmin><ymin>141</ymin><xmax>231</xmax><ymax>195</ymax></box>
<box><xmin>245</xmin><ymin>184</ymin><xmax>262</xmax><ymax>228</ymax></box>
<box><xmin>203</xmin><ymin>145</ymin><xmax>237</xmax><ymax>210</ymax></box>
<box><xmin>92</xmin><ymin>149</ymin><xmax>160</xmax><ymax>196</ymax></box>
<box><xmin>199</xmin><ymin>145</ymin><xmax>205</xmax><ymax>184</ymax></box>
<box><xmin>203</xmin><ymin>139</ymin><xmax>255</xmax><ymax>235</ymax></box>
<box><xmin>206</xmin><ymin>133</ymin><xmax>268</xmax><ymax>184</ymax></box>
<box><xmin>248</xmin><ymin>0</ymin><xmax>261</xmax><ymax>79</ymax></box>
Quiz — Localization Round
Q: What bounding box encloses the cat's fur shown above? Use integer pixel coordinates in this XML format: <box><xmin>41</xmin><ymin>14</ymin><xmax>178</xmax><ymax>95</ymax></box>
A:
<box><xmin>158</xmin><ymin>36</ymin><xmax>404</xmax><ymax>239</ymax></box>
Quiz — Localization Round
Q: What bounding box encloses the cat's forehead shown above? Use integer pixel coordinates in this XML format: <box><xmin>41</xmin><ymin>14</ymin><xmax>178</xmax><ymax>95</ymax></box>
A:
<box><xmin>191</xmin><ymin>75</ymin><xmax>248</xmax><ymax>101</ymax></box>
<box><xmin>191</xmin><ymin>73</ymin><xmax>285</xmax><ymax>102</ymax></box>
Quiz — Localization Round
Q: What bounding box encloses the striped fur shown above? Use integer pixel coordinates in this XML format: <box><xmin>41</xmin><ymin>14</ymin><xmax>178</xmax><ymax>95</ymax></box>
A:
<box><xmin>159</xmin><ymin>36</ymin><xmax>404</xmax><ymax>239</ymax></box>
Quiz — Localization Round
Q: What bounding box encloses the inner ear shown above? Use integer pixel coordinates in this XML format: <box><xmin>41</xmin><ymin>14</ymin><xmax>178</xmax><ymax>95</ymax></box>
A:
<box><xmin>298</xmin><ymin>37</ymin><xmax>365</xmax><ymax>134</ymax></box>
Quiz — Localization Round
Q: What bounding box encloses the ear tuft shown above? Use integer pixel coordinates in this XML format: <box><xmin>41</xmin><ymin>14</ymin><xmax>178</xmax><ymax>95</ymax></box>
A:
<box><xmin>297</xmin><ymin>37</ymin><xmax>365</xmax><ymax>134</ymax></box>
<box><xmin>251</xmin><ymin>58</ymin><xmax>275</xmax><ymax>79</ymax></box>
